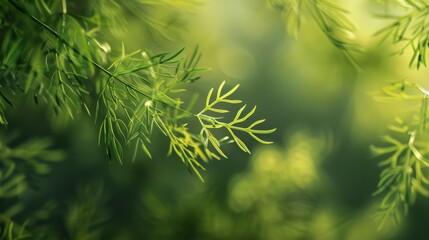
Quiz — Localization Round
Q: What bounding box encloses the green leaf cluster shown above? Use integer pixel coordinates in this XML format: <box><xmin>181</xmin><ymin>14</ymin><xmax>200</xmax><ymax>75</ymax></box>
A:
<box><xmin>371</xmin><ymin>0</ymin><xmax>429</xmax><ymax>228</ymax></box>
<box><xmin>0</xmin><ymin>136</ymin><xmax>63</xmax><ymax>239</ymax></box>
<box><xmin>268</xmin><ymin>0</ymin><xmax>361</xmax><ymax>66</ymax></box>
<box><xmin>197</xmin><ymin>81</ymin><xmax>276</xmax><ymax>155</ymax></box>
<box><xmin>375</xmin><ymin>0</ymin><xmax>429</xmax><ymax>69</ymax></box>
<box><xmin>371</xmin><ymin>81</ymin><xmax>429</xmax><ymax>227</ymax></box>
<box><xmin>0</xmin><ymin>0</ymin><xmax>275</xmax><ymax>182</ymax></box>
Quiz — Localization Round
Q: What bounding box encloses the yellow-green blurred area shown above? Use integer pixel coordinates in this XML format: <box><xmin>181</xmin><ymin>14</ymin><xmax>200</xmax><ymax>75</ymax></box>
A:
<box><xmin>7</xmin><ymin>0</ymin><xmax>429</xmax><ymax>239</ymax></box>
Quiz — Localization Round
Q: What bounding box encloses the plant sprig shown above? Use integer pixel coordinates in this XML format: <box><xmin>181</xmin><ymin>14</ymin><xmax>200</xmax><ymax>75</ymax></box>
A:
<box><xmin>1</xmin><ymin>0</ymin><xmax>275</xmax><ymax>181</ymax></box>
<box><xmin>371</xmin><ymin>0</ymin><xmax>429</xmax><ymax>222</ymax></box>
<box><xmin>197</xmin><ymin>81</ymin><xmax>276</xmax><ymax>155</ymax></box>
<box><xmin>372</xmin><ymin>119</ymin><xmax>429</xmax><ymax>228</ymax></box>
<box><xmin>371</xmin><ymin>81</ymin><xmax>429</xmax><ymax>228</ymax></box>
<box><xmin>146</xmin><ymin>80</ymin><xmax>276</xmax><ymax>182</ymax></box>
<box><xmin>96</xmin><ymin>45</ymin><xmax>206</xmax><ymax>166</ymax></box>
<box><xmin>375</xmin><ymin>0</ymin><xmax>429</xmax><ymax>69</ymax></box>
<box><xmin>269</xmin><ymin>0</ymin><xmax>361</xmax><ymax>67</ymax></box>
<box><xmin>369</xmin><ymin>81</ymin><xmax>425</xmax><ymax>102</ymax></box>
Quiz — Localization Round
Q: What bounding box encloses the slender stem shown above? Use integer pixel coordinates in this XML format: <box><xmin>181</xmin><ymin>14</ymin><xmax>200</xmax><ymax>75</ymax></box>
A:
<box><xmin>61</xmin><ymin>0</ymin><xmax>67</xmax><ymax>14</ymax></box>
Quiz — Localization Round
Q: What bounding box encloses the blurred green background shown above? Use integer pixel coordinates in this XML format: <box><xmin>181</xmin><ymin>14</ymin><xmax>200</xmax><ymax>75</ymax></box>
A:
<box><xmin>6</xmin><ymin>0</ymin><xmax>429</xmax><ymax>239</ymax></box>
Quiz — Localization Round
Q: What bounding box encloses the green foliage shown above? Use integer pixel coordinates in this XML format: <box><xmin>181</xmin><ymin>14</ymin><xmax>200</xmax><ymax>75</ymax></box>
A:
<box><xmin>134</xmin><ymin>130</ymin><xmax>398</xmax><ymax>239</ymax></box>
<box><xmin>0</xmin><ymin>132</ymin><xmax>110</xmax><ymax>240</ymax></box>
<box><xmin>64</xmin><ymin>184</ymin><xmax>107</xmax><ymax>240</ymax></box>
<box><xmin>375</xmin><ymin>0</ymin><xmax>429</xmax><ymax>69</ymax></box>
<box><xmin>0</xmin><ymin>135</ymin><xmax>63</xmax><ymax>240</ymax></box>
<box><xmin>0</xmin><ymin>0</ymin><xmax>275</xmax><ymax>182</ymax></box>
<box><xmin>96</xmin><ymin>46</ymin><xmax>204</xmax><ymax>165</ymax></box>
<box><xmin>268</xmin><ymin>0</ymin><xmax>361</xmax><ymax>66</ymax></box>
<box><xmin>100</xmin><ymin>0</ymin><xmax>202</xmax><ymax>41</ymax></box>
<box><xmin>9</xmin><ymin>0</ymin><xmax>427</xmax><ymax>237</ymax></box>
<box><xmin>197</xmin><ymin>81</ymin><xmax>276</xmax><ymax>155</ymax></box>
<box><xmin>371</xmin><ymin>0</ymin><xmax>429</xmax><ymax>228</ymax></box>
<box><xmin>371</xmin><ymin>118</ymin><xmax>429</xmax><ymax>228</ymax></box>
<box><xmin>371</xmin><ymin>81</ymin><xmax>429</xmax><ymax>227</ymax></box>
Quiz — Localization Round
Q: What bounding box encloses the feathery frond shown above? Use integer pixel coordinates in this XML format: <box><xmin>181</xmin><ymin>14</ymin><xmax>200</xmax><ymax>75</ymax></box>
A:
<box><xmin>0</xmin><ymin>0</ymin><xmax>275</xmax><ymax>181</ymax></box>
<box><xmin>269</xmin><ymin>0</ymin><xmax>361</xmax><ymax>66</ymax></box>
<box><xmin>371</xmin><ymin>81</ymin><xmax>429</xmax><ymax>227</ymax></box>
<box><xmin>197</xmin><ymin>81</ymin><xmax>276</xmax><ymax>156</ymax></box>
<box><xmin>375</xmin><ymin>0</ymin><xmax>429</xmax><ymax>69</ymax></box>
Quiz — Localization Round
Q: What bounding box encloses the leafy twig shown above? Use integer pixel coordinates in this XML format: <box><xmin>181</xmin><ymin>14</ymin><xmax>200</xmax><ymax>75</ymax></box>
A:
<box><xmin>269</xmin><ymin>0</ymin><xmax>362</xmax><ymax>68</ymax></box>
<box><xmin>375</xmin><ymin>0</ymin><xmax>429</xmax><ymax>68</ymax></box>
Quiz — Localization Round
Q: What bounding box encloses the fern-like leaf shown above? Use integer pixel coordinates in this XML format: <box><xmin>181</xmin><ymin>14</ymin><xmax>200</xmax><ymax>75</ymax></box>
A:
<box><xmin>269</xmin><ymin>0</ymin><xmax>361</xmax><ymax>66</ymax></box>
<box><xmin>197</xmin><ymin>81</ymin><xmax>276</xmax><ymax>155</ymax></box>
<box><xmin>375</xmin><ymin>0</ymin><xmax>429</xmax><ymax>69</ymax></box>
